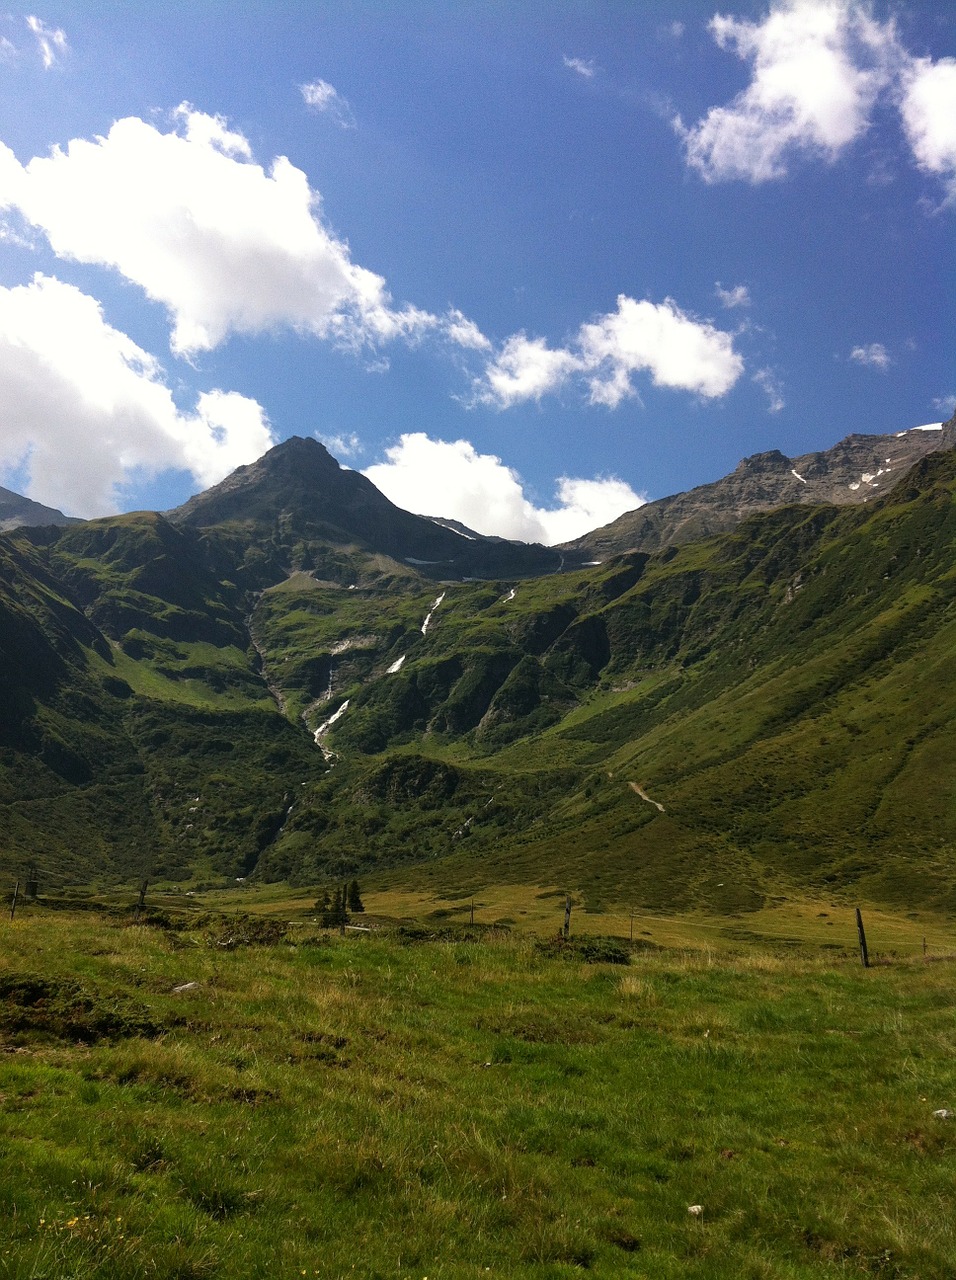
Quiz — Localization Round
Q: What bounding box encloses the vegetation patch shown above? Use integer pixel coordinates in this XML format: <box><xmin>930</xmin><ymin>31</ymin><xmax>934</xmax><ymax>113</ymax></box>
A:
<box><xmin>0</xmin><ymin>973</ymin><xmax>160</xmax><ymax>1044</ymax></box>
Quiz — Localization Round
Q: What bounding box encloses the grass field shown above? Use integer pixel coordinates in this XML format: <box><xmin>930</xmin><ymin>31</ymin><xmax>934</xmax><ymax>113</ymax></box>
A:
<box><xmin>2</xmin><ymin>904</ymin><xmax>956</xmax><ymax>1278</ymax></box>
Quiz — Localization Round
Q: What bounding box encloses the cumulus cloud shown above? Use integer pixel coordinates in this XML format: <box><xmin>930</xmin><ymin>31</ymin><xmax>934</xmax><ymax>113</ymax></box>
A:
<box><xmin>478</xmin><ymin>296</ymin><xmax>743</xmax><ymax>409</ymax></box>
<box><xmin>715</xmin><ymin>282</ymin><xmax>751</xmax><ymax>308</ymax></box>
<box><xmin>26</xmin><ymin>15</ymin><xmax>66</xmax><ymax>69</ymax></box>
<box><xmin>481</xmin><ymin>334</ymin><xmax>584</xmax><ymax>408</ymax></box>
<box><xmin>932</xmin><ymin>393</ymin><xmax>956</xmax><ymax>418</ymax></box>
<box><xmin>849</xmin><ymin>341</ymin><xmax>890</xmax><ymax>369</ymax></box>
<box><xmin>363</xmin><ymin>432</ymin><xmax>645</xmax><ymax>544</ymax></box>
<box><xmin>0</xmin><ymin>105</ymin><xmax>441</xmax><ymax>357</ymax></box>
<box><xmin>563</xmin><ymin>55</ymin><xmax>596</xmax><ymax>79</ymax></box>
<box><xmin>678</xmin><ymin>0</ymin><xmax>956</xmax><ymax>201</ymax></box>
<box><xmin>899</xmin><ymin>55</ymin><xmax>956</xmax><ymax>202</ymax></box>
<box><xmin>579</xmin><ymin>297</ymin><xmax>743</xmax><ymax>405</ymax></box>
<box><xmin>0</xmin><ymin>274</ymin><xmax>274</xmax><ymax>515</ymax></box>
<box><xmin>676</xmin><ymin>0</ymin><xmax>900</xmax><ymax>182</ymax></box>
<box><xmin>300</xmin><ymin>79</ymin><xmax>355</xmax><ymax>127</ymax></box>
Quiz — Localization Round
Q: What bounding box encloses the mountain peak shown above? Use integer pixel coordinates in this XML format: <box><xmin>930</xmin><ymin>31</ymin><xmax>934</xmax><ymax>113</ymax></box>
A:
<box><xmin>0</xmin><ymin>485</ymin><xmax>82</xmax><ymax>533</ymax></box>
<box><xmin>166</xmin><ymin>434</ymin><xmax>564</xmax><ymax>579</ymax></box>
<box><xmin>566</xmin><ymin>416</ymin><xmax>956</xmax><ymax>557</ymax></box>
<box><xmin>734</xmin><ymin>449</ymin><xmax>789</xmax><ymax>475</ymax></box>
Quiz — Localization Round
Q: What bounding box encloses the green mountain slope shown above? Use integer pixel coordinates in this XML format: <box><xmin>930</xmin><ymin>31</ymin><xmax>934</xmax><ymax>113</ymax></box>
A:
<box><xmin>1</xmin><ymin>435</ymin><xmax>954</xmax><ymax>913</ymax></box>
<box><xmin>261</xmin><ymin>449</ymin><xmax>956</xmax><ymax>908</ymax></box>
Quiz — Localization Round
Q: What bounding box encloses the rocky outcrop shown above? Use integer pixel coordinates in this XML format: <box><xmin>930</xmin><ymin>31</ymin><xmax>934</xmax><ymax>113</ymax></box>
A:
<box><xmin>566</xmin><ymin>417</ymin><xmax>956</xmax><ymax>559</ymax></box>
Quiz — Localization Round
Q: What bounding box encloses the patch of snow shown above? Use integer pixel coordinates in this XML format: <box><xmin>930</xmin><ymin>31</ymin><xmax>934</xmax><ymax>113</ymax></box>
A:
<box><xmin>791</xmin><ymin>469</ymin><xmax>807</xmax><ymax>484</ymax></box>
<box><xmin>421</xmin><ymin>592</ymin><xmax>446</xmax><ymax>635</ymax></box>
<box><xmin>387</xmin><ymin>655</ymin><xmax>406</xmax><ymax>674</ymax></box>
<box><xmin>849</xmin><ymin>481</ymin><xmax>861</xmax><ymax>491</ymax></box>
<box><xmin>430</xmin><ymin>518</ymin><xmax>475</xmax><ymax>540</ymax></box>
<box><xmin>503</xmin><ymin>588</ymin><xmax>516</xmax><ymax>603</ymax></box>
<box><xmin>896</xmin><ymin>423</ymin><xmax>943</xmax><ymax>437</ymax></box>
<box><xmin>406</xmin><ymin>557</ymin><xmax>448</xmax><ymax>565</ymax></box>
<box><xmin>314</xmin><ymin>699</ymin><xmax>350</xmax><ymax>743</ymax></box>
<box><xmin>583</xmin><ymin>560</ymin><xmax>604</xmax><ymax>566</ymax></box>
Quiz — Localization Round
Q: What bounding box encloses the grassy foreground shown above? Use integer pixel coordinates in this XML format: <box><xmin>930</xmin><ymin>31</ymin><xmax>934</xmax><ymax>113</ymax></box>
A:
<box><xmin>2</xmin><ymin>909</ymin><xmax>956</xmax><ymax>1278</ymax></box>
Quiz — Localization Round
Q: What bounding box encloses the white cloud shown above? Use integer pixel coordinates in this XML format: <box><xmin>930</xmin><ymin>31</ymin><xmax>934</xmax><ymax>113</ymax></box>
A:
<box><xmin>172</xmin><ymin>102</ymin><xmax>251</xmax><ymax>157</ymax></box>
<box><xmin>478</xmin><ymin>295</ymin><xmax>743</xmax><ymax>410</ymax></box>
<box><xmin>932</xmin><ymin>393</ymin><xmax>956</xmax><ymax>419</ymax></box>
<box><xmin>678</xmin><ymin>1</ymin><xmax>956</xmax><ymax>202</ymax></box>
<box><xmin>481</xmin><ymin>334</ymin><xmax>584</xmax><ymax>408</ymax></box>
<box><xmin>363</xmin><ymin>432</ymin><xmax>645</xmax><ymax>544</ymax></box>
<box><xmin>319</xmin><ymin>431</ymin><xmax>363</xmax><ymax>460</ymax></box>
<box><xmin>0</xmin><ymin>105</ymin><xmax>439</xmax><ymax>356</ymax></box>
<box><xmin>580</xmin><ymin>297</ymin><xmax>744</xmax><ymax>405</ymax></box>
<box><xmin>542</xmin><ymin>475</ymin><xmax>647</xmax><ymax>544</ymax></box>
<box><xmin>715</xmin><ymin>282</ymin><xmax>751</xmax><ymax>308</ymax></box>
<box><xmin>849</xmin><ymin>341</ymin><xmax>890</xmax><ymax>369</ymax></box>
<box><xmin>899</xmin><ymin>55</ymin><xmax>956</xmax><ymax>202</ymax></box>
<box><xmin>677</xmin><ymin>1</ymin><xmax>898</xmax><ymax>183</ymax></box>
<box><xmin>0</xmin><ymin>274</ymin><xmax>273</xmax><ymax>515</ymax></box>
<box><xmin>753</xmin><ymin>366</ymin><xmax>785</xmax><ymax>411</ymax></box>
<box><xmin>300</xmin><ymin>79</ymin><xmax>355</xmax><ymax>128</ymax></box>
<box><xmin>26</xmin><ymin>15</ymin><xmax>66</xmax><ymax>69</ymax></box>
<box><xmin>443</xmin><ymin>307</ymin><xmax>492</xmax><ymax>352</ymax></box>
<box><xmin>563</xmin><ymin>55</ymin><xmax>596</xmax><ymax>79</ymax></box>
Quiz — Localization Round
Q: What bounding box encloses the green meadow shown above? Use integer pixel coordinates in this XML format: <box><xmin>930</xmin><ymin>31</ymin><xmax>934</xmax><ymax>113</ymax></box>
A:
<box><xmin>2</xmin><ymin>901</ymin><xmax>955</xmax><ymax>1279</ymax></box>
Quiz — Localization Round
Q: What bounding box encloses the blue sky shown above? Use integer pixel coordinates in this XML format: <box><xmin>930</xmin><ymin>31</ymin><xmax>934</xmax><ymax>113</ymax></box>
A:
<box><xmin>0</xmin><ymin>1</ymin><xmax>952</xmax><ymax>542</ymax></box>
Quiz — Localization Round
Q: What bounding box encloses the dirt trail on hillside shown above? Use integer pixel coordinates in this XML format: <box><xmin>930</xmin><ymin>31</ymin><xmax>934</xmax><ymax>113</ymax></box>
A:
<box><xmin>628</xmin><ymin>782</ymin><xmax>665</xmax><ymax>812</ymax></box>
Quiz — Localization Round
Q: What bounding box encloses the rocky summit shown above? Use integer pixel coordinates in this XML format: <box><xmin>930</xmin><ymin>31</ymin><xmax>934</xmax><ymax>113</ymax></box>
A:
<box><xmin>566</xmin><ymin>420</ymin><xmax>956</xmax><ymax>558</ymax></box>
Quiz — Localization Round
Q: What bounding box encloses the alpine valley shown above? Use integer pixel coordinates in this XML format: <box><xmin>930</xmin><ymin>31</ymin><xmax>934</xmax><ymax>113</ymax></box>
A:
<box><xmin>2</xmin><ymin>417</ymin><xmax>955</xmax><ymax>915</ymax></box>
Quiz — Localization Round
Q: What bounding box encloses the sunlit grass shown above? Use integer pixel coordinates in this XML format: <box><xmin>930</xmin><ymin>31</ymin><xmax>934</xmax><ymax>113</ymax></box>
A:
<box><xmin>2</xmin><ymin>908</ymin><xmax>956</xmax><ymax>1276</ymax></box>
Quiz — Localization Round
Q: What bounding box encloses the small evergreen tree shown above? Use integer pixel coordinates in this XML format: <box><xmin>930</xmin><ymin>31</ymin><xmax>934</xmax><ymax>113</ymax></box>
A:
<box><xmin>320</xmin><ymin>887</ymin><xmax>347</xmax><ymax>928</ymax></box>
<box><xmin>347</xmin><ymin>879</ymin><xmax>364</xmax><ymax>913</ymax></box>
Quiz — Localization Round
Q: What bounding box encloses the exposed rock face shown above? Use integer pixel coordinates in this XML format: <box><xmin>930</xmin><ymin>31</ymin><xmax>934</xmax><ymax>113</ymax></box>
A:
<box><xmin>565</xmin><ymin>418</ymin><xmax>956</xmax><ymax>558</ymax></box>
<box><xmin>0</xmin><ymin>485</ymin><xmax>81</xmax><ymax>533</ymax></box>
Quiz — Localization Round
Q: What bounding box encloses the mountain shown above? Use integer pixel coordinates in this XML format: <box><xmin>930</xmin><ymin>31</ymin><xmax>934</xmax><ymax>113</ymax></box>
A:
<box><xmin>0</xmin><ymin>484</ymin><xmax>81</xmax><ymax>533</ymax></box>
<box><xmin>566</xmin><ymin>420</ymin><xmax>956</xmax><ymax>558</ymax></box>
<box><xmin>170</xmin><ymin>435</ymin><xmax>570</xmax><ymax>581</ymax></box>
<box><xmin>1</xmin><ymin>420</ymin><xmax>955</xmax><ymax>915</ymax></box>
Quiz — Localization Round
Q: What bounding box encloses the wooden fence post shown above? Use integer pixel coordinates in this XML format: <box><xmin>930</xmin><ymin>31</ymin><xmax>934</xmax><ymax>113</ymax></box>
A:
<box><xmin>563</xmin><ymin>894</ymin><xmax>572</xmax><ymax>939</ymax></box>
<box><xmin>10</xmin><ymin>880</ymin><xmax>20</xmax><ymax>922</ymax></box>
<box><xmin>855</xmin><ymin>907</ymin><xmax>869</xmax><ymax>969</ymax></box>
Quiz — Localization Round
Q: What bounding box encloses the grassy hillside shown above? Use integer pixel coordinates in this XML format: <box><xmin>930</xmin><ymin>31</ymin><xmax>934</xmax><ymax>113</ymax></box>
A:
<box><xmin>260</xmin><ymin>451</ymin><xmax>956</xmax><ymax>910</ymax></box>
